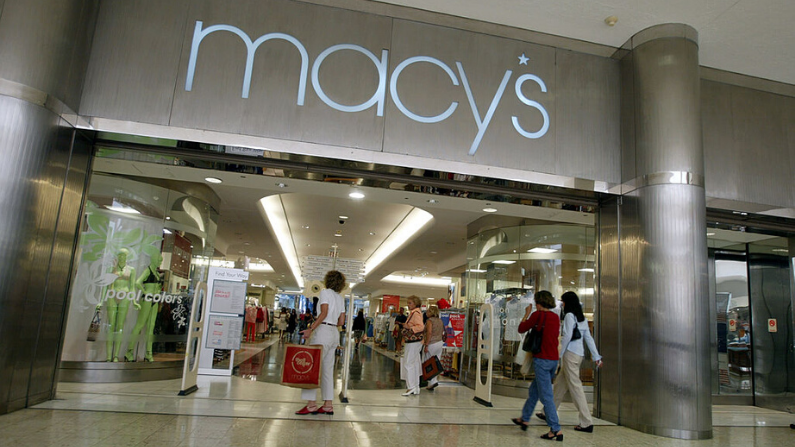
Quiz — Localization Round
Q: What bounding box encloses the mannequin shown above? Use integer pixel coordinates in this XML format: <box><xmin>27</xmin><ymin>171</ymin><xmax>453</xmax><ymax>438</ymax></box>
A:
<box><xmin>97</xmin><ymin>248</ymin><xmax>135</xmax><ymax>362</ymax></box>
<box><xmin>125</xmin><ymin>249</ymin><xmax>163</xmax><ymax>362</ymax></box>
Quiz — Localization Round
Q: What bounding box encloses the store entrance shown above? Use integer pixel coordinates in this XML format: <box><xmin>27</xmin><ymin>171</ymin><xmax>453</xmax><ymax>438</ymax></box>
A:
<box><xmin>58</xmin><ymin>133</ymin><xmax>600</xmax><ymax>404</ymax></box>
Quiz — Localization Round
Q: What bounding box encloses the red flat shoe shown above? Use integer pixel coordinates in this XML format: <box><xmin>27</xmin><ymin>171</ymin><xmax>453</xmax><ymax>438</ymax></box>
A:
<box><xmin>295</xmin><ymin>406</ymin><xmax>318</xmax><ymax>415</ymax></box>
<box><xmin>316</xmin><ymin>406</ymin><xmax>334</xmax><ymax>415</ymax></box>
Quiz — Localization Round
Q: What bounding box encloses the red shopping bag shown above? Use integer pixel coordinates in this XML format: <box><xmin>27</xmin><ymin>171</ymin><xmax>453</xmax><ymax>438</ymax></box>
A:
<box><xmin>281</xmin><ymin>344</ymin><xmax>322</xmax><ymax>389</ymax></box>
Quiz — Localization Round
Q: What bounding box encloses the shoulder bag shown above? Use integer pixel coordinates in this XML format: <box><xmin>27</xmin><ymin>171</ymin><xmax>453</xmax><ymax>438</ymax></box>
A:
<box><xmin>521</xmin><ymin>311</ymin><xmax>546</xmax><ymax>354</ymax></box>
<box><xmin>401</xmin><ymin>312</ymin><xmax>424</xmax><ymax>343</ymax></box>
<box><xmin>568</xmin><ymin>314</ymin><xmax>582</xmax><ymax>341</ymax></box>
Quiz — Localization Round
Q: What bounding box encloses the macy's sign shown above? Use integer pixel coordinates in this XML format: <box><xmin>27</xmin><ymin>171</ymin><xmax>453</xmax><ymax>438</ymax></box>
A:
<box><xmin>184</xmin><ymin>21</ymin><xmax>550</xmax><ymax>155</ymax></box>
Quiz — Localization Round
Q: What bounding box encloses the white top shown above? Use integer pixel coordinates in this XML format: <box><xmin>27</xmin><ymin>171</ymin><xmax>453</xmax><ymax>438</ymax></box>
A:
<box><xmin>319</xmin><ymin>288</ymin><xmax>345</xmax><ymax>325</ymax></box>
<box><xmin>560</xmin><ymin>312</ymin><xmax>601</xmax><ymax>362</ymax></box>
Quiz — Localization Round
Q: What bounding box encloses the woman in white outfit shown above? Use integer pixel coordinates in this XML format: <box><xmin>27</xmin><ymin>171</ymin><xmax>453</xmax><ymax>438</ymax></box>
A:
<box><xmin>536</xmin><ymin>291</ymin><xmax>603</xmax><ymax>432</ymax></box>
<box><xmin>401</xmin><ymin>295</ymin><xmax>425</xmax><ymax>396</ymax></box>
<box><xmin>422</xmin><ymin>305</ymin><xmax>445</xmax><ymax>391</ymax></box>
<box><xmin>295</xmin><ymin>270</ymin><xmax>346</xmax><ymax>416</ymax></box>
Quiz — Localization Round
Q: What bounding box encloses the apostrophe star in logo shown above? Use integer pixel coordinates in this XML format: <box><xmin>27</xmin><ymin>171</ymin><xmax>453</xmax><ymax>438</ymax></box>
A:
<box><xmin>518</xmin><ymin>53</ymin><xmax>529</xmax><ymax>65</ymax></box>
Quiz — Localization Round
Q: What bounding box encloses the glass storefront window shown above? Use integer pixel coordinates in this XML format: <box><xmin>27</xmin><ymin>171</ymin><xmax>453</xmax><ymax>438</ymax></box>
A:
<box><xmin>62</xmin><ymin>173</ymin><xmax>218</xmax><ymax>366</ymax></box>
<box><xmin>461</xmin><ymin>224</ymin><xmax>595</xmax><ymax>393</ymax></box>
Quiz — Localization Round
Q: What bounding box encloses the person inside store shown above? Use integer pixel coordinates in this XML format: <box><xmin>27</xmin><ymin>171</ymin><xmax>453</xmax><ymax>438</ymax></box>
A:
<box><xmin>512</xmin><ymin>290</ymin><xmax>563</xmax><ymax>441</ymax></box>
<box><xmin>536</xmin><ymin>291</ymin><xmax>603</xmax><ymax>433</ymax></box>
<box><xmin>125</xmin><ymin>247</ymin><xmax>164</xmax><ymax>362</ymax></box>
<box><xmin>287</xmin><ymin>309</ymin><xmax>297</xmax><ymax>342</ymax></box>
<box><xmin>353</xmin><ymin>309</ymin><xmax>366</xmax><ymax>349</ymax></box>
<box><xmin>394</xmin><ymin>307</ymin><xmax>407</xmax><ymax>353</ymax></box>
<box><xmin>276</xmin><ymin>308</ymin><xmax>288</xmax><ymax>342</ymax></box>
<box><xmin>422</xmin><ymin>305</ymin><xmax>445</xmax><ymax>391</ymax></box>
<box><xmin>97</xmin><ymin>248</ymin><xmax>136</xmax><ymax>362</ymax></box>
<box><xmin>737</xmin><ymin>326</ymin><xmax>750</xmax><ymax>344</ymax></box>
<box><xmin>400</xmin><ymin>295</ymin><xmax>425</xmax><ymax>396</ymax></box>
<box><xmin>295</xmin><ymin>270</ymin><xmax>347</xmax><ymax>416</ymax></box>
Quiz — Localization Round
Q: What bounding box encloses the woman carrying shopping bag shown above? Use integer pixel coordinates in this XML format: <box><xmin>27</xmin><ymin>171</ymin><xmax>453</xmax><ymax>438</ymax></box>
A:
<box><xmin>400</xmin><ymin>296</ymin><xmax>425</xmax><ymax>396</ymax></box>
<box><xmin>295</xmin><ymin>270</ymin><xmax>347</xmax><ymax>416</ymax></box>
<box><xmin>536</xmin><ymin>291</ymin><xmax>603</xmax><ymax>432</ymax></box>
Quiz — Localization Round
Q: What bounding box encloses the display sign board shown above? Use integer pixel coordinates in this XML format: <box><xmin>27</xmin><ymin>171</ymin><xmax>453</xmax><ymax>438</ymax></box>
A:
<box><xmin>441</xmin><ymin>311</ymin><xmax>466</xmax><ymax>348</ymax></box>
<box><xmin>302</xmin><ymin>255</ymin><xmax>365</xmax><ymax>283</ymax></box>
<box><xmin>382</xmin><ymin>295</ymin><xmax>400</xmax><ymax>313</ymax></box>
<box><xmin>206</xmin><ymin>315</ymin><xmax>245</xmax><ymax>350</ymax></box>
<box><xmin>209</xmin><ymin>280</ymin><xmax>247</xmax><ymax>315</ymax></box>
<box><xmin>768</xmin><ymin>319</ymin><xmax>777</xmax><ymax>333</ymax></box>
<box><xmin>729</xmin><ymin>319</ymin><xmax>737</xmax><ymax>332</ymax></box>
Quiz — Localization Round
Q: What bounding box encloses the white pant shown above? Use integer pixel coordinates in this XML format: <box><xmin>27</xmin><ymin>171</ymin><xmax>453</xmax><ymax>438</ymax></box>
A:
<box><xmin>403</xmin><ymin>341</ymin><xmax>423</xmax><ymax>390</ymax></box>
<box><xmin>423</xmin><ymin>341</ymin><xmax>444</xmax><ymax>385</ymax></box>
<box><xmin>301</xmin><ymin>325</ymin><xmax>338</xmax><ymax>402</ymax></box>
<box><xmin>552</xmin><ymin>350</ymin><xmax>592</xmax><ymax>426</ymax></box>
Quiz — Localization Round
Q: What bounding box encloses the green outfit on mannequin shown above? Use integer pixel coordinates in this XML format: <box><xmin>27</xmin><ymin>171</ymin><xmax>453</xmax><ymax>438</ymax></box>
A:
<box><xmin>97</xmin><ymin>248</ymin><xmax>136</xmax><ymax>362</ymax></box>
<box><xmin>125</xmin><ymin>251</ymin><xmax>164</xmax><ymax>362</ymax></box>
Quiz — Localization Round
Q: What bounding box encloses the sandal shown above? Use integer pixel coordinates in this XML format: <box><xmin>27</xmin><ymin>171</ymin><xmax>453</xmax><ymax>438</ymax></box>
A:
<box><xmin>511</xmin><ymin>417</ymin><xmax>528</xmax><ymax>431</ymax></box>
<box><xmin>295</xmin><ymin>405</ymin><xmax>319</xmax><ymax>415</ymax></box>
<box><xmin>540</xmin><ymin>431</ymin><xmax>563</xmax><ymax>441</ymax></box>
<box><xmin>316</xmin><ymin>406</ymin><xmax>334</xmax><ymax>415</ymax></box>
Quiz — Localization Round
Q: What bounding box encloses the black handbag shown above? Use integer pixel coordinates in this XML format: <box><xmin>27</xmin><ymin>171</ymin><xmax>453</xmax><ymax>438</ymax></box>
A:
<box><xmin>571</xmin><ymin>325</ymin><xmax>582</xmax><ymax>341</ymax></box>
<box><xmin>521</xmin><ymin>312</ymin><xmax>546</xmax><ymax>354</ymax></box>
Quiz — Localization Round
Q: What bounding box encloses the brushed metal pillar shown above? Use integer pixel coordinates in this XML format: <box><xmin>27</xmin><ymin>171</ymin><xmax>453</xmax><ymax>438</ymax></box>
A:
<box><xmin>598</xmin><ymin>24</ymin><xmax>711</xmax><ymax>439</ymax></box>
<box><xmin>0</xmin><ymin>0</ymin><xmax>97</xmax><ymax>414</ymax></box>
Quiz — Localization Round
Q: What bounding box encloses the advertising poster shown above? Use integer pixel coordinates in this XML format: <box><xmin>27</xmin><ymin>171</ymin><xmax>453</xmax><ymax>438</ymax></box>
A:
<box><xmin>206</xmin><ymin>315</ymin><xmax>244</xmax><ymax>350</ymax></box>
<box><xmin>209</xmin><ymin>279</ymin><xmax>247</xmax><ymax>315</ymax></box>
<box><xmin>382</xmin><ymin>295</ymin><xmax>400</xmax><ymax>313</ymax></box>
<box><xmin>441</xmin><ymin>312</ymin><xmax>466</xmax><ymax>347</ymax></box>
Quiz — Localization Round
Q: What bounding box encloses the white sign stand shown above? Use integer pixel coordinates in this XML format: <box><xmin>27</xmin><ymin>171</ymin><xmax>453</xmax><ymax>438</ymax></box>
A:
<box><xmin>474</xmin><ymin>303</ymin><xmax>495</xmax><ymax>407</ymax></box>
<box><xmin>198</xmin><ymin>267</ymin><xmax>249</xmax><ymax>376</ymax></box>
<box><xmin>179</xmin><ymin>282</ymin><xmax>206</xmax><ymax>395</ymax></box>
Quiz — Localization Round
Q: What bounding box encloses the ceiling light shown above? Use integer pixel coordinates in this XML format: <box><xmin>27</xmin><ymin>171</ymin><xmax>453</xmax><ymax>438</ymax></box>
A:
<box><xmin>578</xmin><ymin>268</ymin><xmax>594</xmax><ymax>272</ymax></box>
<box><xmin>482</xmin><ymin>208</ymin><xmax>498</xmax><ymax>213</ymax></box>
<box><xmin>334</xmin><ymin>234</ymin><xmax>342</xmax><ymax>237</ymax></box>
<box><xmin>302</xmin><ymin>225</ymin><xmax>310</xmax><ymax>229</ymax></box>
<box><xmin>707</xmin><ymin>232</ymin><xmax>715</xmax><ymax>236</ymax></box>
<box><xmin>382</xmin><ymin>274</ymin><xmax>451</xmax><ymax>287</ymax></box>
<box><xmin>365</xmin><ymin>208</ymin><xmax>433</xmax><ymax>276</ymax></box>
<box><xmin>205</xmin><ymin>177</ymin><xmax>223</xmax><ymax>184</ymax></box>
<box><xmin>339</xmin><ymin>215</ymin><xmax>349</xmax><ymax>220</ymax></box>
<box><xmin>163</xmin><ymin>229</ymin><xmax>173</xmax><ymax>234</ymax></box>
<box><xmin>349</xmin><ymin>191</ymin><xmax>365</xmax><ymax>199</ymax></box>
<box><xmin>772</xmin><ymin>249</ymin><xmax>788</xmax><ymax>253</ymax></box>
<box><xmin>306</xmin><ymin>244</ymin><xmax>311</xmax><ymax>247</ymax></box>
<box><xmin>248</xmin><ymin>262</ymin><xmax>274</xmax><ymax>272</ymax></box>
<box><xmin>276</xmin><ymin>182</ymin><xmax>287</xmax><ymax>188</ymax></box>
<box><xmin>259</xmin><ymin>196</ymin><xmax>304</xmax><ymax>288</ymax></box>
<box><xmin>528</xmin><ymin>247</ymin><xmax>558</xmax><ymax>253</ymax></box>
<box><xmin>369</xmin><ymin>232</ymin><xmax>376</xmax><ymax>236</ymax></box>
<box><xmin>165</xmin><ymin>216</ymin><xmax>171</xmax><ymax>220</ymax></box>
<box><xmin>492</xmin><ymin>260</ymin><xmax>516</xmax><ymax>264</ymax></box>
<box><xmin>467</xmin><ymin>269</ymin><xmax>487</xmax><ymax>273</ymax></box>
<box><xmin>427</xmin><ymin>199</ymin><xmax>438</xmax><ymax>204</ymax></box>
<box><xmin>105</xmin><ymin>204</ymin><xmax>140</xmax><ymax>215</ymax></box>
<box><xmin>604</xmin><ymin>15</ymin><xmax>618</xmax><ymax>27</ymax></box>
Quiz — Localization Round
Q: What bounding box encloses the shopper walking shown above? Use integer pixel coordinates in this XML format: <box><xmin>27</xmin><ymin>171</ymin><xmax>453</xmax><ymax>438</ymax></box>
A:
<box><xmin>352</xmin><ymin>310</ymin><xmax>366</xmax><ymax>349</ymax></box>
<box><xmin>422</xmin><ymin>305</ymin><xmax>445</xmax><ymax>391</ymax></box>
<box><xmin>512</xmin><ymin>290</ymin><xmax>563</xmax><ymax>441</ymax></box>
<box><xmin>536</xmin><ymin>291</ymin><xmax>603</xmax><ymax>433</ymax></box>
<box><xmin>295</xmin><ymin>270</ymin><xmax>347</xmax><ymax>416</ymax></box>
<box><xmin>400</xmin><ymin>295</ymin><xmax>425</xmax><ymax>396</ymax></box>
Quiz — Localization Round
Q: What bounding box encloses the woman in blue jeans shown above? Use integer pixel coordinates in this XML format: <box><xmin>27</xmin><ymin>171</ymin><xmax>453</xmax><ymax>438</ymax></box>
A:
<box><xmin>512</xmin><ymin>290</ymin><xmax>563</xmax><ymax>441</ymax></box>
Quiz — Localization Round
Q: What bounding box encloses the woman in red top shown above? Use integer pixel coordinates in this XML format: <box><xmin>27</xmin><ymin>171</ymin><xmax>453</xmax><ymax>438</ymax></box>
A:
<box><xmin>511</xmin><ymin>290</ymin><xmax>563</xmax><ymax>441</ymax></box>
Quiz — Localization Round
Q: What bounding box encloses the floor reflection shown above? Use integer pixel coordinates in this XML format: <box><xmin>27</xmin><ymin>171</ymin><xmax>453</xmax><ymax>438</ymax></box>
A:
<box><xmin>235</xmin><ymin>343</ymin><xmax>404</xmax><ymax>390</ymax></box>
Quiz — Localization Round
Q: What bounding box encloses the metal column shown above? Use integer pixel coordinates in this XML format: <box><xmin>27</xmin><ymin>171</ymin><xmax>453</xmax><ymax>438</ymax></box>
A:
<box><xmin>598</xmin><ymin>24</ymin><xmax>712</xmax><ymax>440</ymax></box>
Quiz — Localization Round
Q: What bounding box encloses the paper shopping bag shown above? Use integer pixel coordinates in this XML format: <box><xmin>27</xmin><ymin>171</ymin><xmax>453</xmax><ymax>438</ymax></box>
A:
<box><xmin>280</xmin><ymin>344</ymin><xmax>322</xmax><ymax>389</ymax></box>
<box><xmin>421</xmin><ymin>355</ymin><xmax>443</xmax><ymax>381</ymax></box>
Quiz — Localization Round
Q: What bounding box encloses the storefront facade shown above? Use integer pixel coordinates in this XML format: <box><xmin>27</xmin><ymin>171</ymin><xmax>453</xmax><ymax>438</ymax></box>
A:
<box><xmin>1</xmin><ymin>0</ymin><xmax>793</xmax><ymax>440</ymax></box>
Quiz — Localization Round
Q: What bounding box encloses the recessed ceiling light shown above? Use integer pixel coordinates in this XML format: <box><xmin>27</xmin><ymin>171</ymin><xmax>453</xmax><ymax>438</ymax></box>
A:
<box><xmin>468</xmin><ymin>269</ymin><xmax>487</xmax><ymax>273</ymax></box>
<box><xmin>528</xmin><ymin>247</ymin><xmax>558</xmax><ymax>253</ymax></box>
<box><xmin>163</xmin><ymin>229</ymin><xmax>173</xmax><ymax>235</ymax></box>
<box><xmin>349</xmin><ymin>191</ymin><xmax>365</xmax><ymax>199</ymax></box>
<box><xmin>205</xmin><ymin>177</ymin><xmax>223</xmax><ymax>184</ymax></box>
<box><xmin>427</xmin><ymin>199</ymin><xmax>438</xmax><ymax>204</ymax></box>
<box><xmin>493</xmin><ymin>260</ymin><xmax>516</xmax><ymax>264</ymax></box>
<box><xmin>578</xmin><ymin>268</ymin><xmax>595</xmax><ymax>272</ymax></box>
<box><xmin>358</xmin><ymin>248</ymin><xmax>363</xmax><ymax>252</ymax></box>
<box><xmin>707</xmin><ymin>232</ymin><xmax>715</xmax><ymax>236</ymax></box>
<box><xmin>306</xmin><ymin>244</ymin><xmax>311</xmax><ymax>247</ymax></box>
<box><xmin>152</xmin><ymin>196</ymin><xmax>159</xmax><ymax>201</ymax></box>
<box><xmin>276</xmin><ymin>182</ymin><xmax>287</xmax><ymax>188</ymax></box>
<box><xmin>430</xmin><ymin>251</ymin><xmax>437</xmax><ymax>254</ymax></box>
<box><xmin>302</xmin><ymin>225</ymin><xmax>310</xmax><ymax>229</ymax></box>
<box><xmin>369</xmin><ymin>232</ymin><xmax>375</xmax><ymax>236</ymax></box>
<box><xmin>339</xmin><ymin>215</ymin><xmax>349</xmax><ymax>220</ymax></box>
<box><xmin>772</xmin><ymin>249</ymin><xmax>788</xmax><ymax>253</ymax></box>
<box><xmin>244</xmin><ymin>242</ymin><xmax>251</xmax><ymax>246</ymax></box>
<box><xmin>334</xmin><ymin>234</ymin><xmax>342</xmax><ymax>237</ymax></box>
<box><xmin>483</xmin><ymin>208</ymin><xmax>498</xmax><ymax>213</ymax></box>
<box><xmin>165</xmin><ymin>216</ymin><xmax>171</xmax><ymax>220</ymax></box>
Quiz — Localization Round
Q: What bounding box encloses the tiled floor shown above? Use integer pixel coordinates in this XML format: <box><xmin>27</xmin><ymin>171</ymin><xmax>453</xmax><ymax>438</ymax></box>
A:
<box><xmin>7</xmin><ymin>341</ymin><xmax>792</xmax><ymax>445</ymax></box>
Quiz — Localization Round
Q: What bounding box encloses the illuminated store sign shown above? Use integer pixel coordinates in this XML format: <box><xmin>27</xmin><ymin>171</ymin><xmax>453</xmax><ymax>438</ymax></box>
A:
<box><xmin>184</xmin><ymin>21</ymin><xmax>550</xmax><ymax>155</ymax></box>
